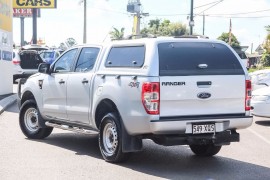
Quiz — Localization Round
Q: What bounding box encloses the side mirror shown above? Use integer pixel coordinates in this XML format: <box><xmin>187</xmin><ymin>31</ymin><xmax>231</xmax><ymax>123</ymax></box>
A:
<box><xmin>38</xmin><ymin>63</ymin><xmax>50</xmax><ymax>74</ymax></box>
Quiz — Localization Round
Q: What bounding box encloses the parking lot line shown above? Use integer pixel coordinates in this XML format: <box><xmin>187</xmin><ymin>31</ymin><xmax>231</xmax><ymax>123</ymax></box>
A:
<box><xmin>248</xmin><ymin>128</ymin><xmax>270</xmax><ymax>145</ymax></box>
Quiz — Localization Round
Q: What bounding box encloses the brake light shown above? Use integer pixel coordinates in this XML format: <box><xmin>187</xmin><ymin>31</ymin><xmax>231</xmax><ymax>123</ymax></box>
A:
<box><xmin>12</xmin><ymin>59</ymin><xmax>20</xmax><ymax>65</ymax></box>
<box><xmin>142</xmin><ymin>82</ymin><xmax>160</xmax><ymax>115</ymax></box>
<box><xmin>245</xmin><ymin>80</ymin><xmax>252</xmax><ymax>111</ymax></box>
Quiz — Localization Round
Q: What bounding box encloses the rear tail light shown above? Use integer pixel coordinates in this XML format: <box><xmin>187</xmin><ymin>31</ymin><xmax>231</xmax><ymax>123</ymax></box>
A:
<box><xmin>142</xmin><ymin>82</ymin><xmax>160</xmax><ymax>115</ymax></box>
<box><xmin>245</xmin><ymin>80</ymin><xmax>252</xmax><ymax>111</ymax></box>
<box><xmin>12</xmin><ymin>59</ymin><xmax>20</xmax><ymax>65</ymax></box>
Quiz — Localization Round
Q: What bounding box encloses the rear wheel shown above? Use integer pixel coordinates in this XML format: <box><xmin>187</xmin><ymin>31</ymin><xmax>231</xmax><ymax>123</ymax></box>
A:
<box><xmin>99</xmin><ymin>113</ymin><xmax>130</xmax><ymax>163</ymax></box>
<box><xmin>19</xmin><ymin>102</ymin><xmax>53</xmax><ymax>139</ymax></box>
<box><xmin>189</xmin><ymin>144</ymin><xmax>222</xmax><ymax>156</ymax></box>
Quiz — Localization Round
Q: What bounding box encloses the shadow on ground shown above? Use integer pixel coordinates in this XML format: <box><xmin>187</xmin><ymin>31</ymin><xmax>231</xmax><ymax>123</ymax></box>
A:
<box><xmin>255</xmin><ymin>120</ymin><xmax>270</xmax><ymax>127</ymax></box>
<box><xmin>9</xmin><ymin>103</ymin><xmax>270</xmax><ymax>179</ymax></box>
<box><xmin>30</xmin><ymin>132</ymin><xmax>270</xmax><ymax>180</ymax></box>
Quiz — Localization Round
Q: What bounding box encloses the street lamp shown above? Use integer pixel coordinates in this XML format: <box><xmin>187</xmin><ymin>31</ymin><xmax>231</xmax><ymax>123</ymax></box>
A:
<box><xmin>190</xmin><ymin>0</ymin><xmax>194</xmax><ymax>35</ymax></box>
<box><xmin>83</xmin><ymin>0</ymin><xmax>87</xmax><ymax>43</ymax></box>
<box><xmin>79</xmin><ymin>0</ymin><xmax>87</xmax><ymax>43</ymax></box>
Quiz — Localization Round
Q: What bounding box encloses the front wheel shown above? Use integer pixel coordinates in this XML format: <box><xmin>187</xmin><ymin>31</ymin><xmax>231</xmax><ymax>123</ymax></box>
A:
<box><xmin>189</xmin><ymin>144</ymin><xmax>222</xmax><ymax>156</ymax></box>
<box><xmin>99</xmin><ymin>113</ymin><xmax>130</xmax><ymax>163</ymax></box>
<box><xmin>19</xmin><ymin>102</ymin><xmax>53</xmax><ymax>139</ymax></box>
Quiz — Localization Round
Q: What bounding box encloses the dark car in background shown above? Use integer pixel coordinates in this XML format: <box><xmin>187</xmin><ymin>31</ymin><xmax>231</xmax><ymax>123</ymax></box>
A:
<box><xmin>12</xmin><ymin>44</ymin><xmax>48</xmax><ymax>83</ymax></box>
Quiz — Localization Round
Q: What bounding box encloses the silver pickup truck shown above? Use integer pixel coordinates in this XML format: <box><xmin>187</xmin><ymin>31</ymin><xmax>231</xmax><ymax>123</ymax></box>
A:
<box><xmin>18</xmin><ymin>37</ymin><xmax>253</xmax><ymax>163</ymax></box>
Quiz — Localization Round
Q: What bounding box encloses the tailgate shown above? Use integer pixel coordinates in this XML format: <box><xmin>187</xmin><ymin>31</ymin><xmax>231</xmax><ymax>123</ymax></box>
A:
<box><xmin>19</xmin><ymin>50</ymin><xmax>44</xmax><ymax>69</ymax></box>
<box><xmin>158</xmin><ymin>41</ymin><xmax>246</xmax><ymax>117</ymax></box>
<box><xmin>160</xmin><ymin>75</ymin><xmax>245</xmax><ymax>116</ymax></box>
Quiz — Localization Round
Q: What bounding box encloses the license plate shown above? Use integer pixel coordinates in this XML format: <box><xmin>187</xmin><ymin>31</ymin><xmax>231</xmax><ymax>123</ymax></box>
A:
<box><xmin>192</xmin><ymin>124</ymin><xmax>215</xmax><ymax>134</ymax></box>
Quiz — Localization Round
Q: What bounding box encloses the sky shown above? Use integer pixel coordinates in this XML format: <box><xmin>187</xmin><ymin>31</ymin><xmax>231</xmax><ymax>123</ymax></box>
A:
<box><xmin>12</xmin><ymin>0</ymin><xmax>270</xmax><ymax>53</ymax></box>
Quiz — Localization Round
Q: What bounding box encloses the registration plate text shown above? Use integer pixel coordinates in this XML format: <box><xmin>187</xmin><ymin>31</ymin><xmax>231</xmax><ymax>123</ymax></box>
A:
<box><xmin>192</xmin><ymin>124</ymin><xmax>215</xmax><ymax>134</ymax></box>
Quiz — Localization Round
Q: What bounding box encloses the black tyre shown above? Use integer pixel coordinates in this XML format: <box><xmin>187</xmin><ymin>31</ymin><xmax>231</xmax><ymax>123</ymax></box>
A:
<box><xmin>19</xmin><ymin>102</ymin><xmax>53</xmax><ymax>139</ymax></box>
<box><xmin>189</xmin><ymin>144</ymin><xmax>222</xmax><ymax>156</ymax></box>
<box><xmin>99</xmin><ymin>113</ymin><xmax>130</xmax><ymax>163</ymax></box>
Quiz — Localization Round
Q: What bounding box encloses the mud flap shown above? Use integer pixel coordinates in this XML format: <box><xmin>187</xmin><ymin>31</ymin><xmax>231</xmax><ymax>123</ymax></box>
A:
<box><xmin>121</xmin><ymin>120</ymin><xmax>143</xmax><ymax>153</ymax></box>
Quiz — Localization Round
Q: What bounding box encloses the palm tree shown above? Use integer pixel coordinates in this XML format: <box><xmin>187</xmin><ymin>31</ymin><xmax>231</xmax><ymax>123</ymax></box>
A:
<box><xmin>109</xmin><ymin>27</ymin><xmax>125</xmax><ymax>40</ymax></box>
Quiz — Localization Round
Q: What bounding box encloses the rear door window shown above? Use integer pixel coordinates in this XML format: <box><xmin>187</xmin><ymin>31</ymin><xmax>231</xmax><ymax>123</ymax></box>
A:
<box><xmin>75</xmin><ymin>47</ymin><xmax>100</xmax><ymax>72</ymax></box>
<box><xmin>158</xmin><ymin>42</ymin><xmax>244</xmax><ymax>76</ymax></box>
<box><xmin>105</xmin><ymin>46</ymin><xmax>145</xmax><ymax>67</ymax></box>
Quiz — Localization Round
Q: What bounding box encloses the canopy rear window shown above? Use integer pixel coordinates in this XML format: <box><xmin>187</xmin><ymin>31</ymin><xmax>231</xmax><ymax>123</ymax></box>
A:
<box><xmin>158</xmin><ymin>42</ymin><xmax>244</xmax><ymax>76</ymax></box>
<box><xmin>105</xmin><ymin>46</ymin><xmax>145</xmax><ymax>68</ymax></box>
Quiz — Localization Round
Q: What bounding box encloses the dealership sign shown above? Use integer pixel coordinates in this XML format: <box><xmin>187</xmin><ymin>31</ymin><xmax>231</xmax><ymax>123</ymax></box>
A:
<box><xmin>0</xmin><ymin>0</ymin><xmax>13</xmax><ymax>95</ymax></box>
<box><xmin>0</xmin><ymin>0</ymin><xmax>12</xmax><ymax>58</ymax></box>
<box><xmin>13</xmin><ymin>8</ymin><xmax>41</xmax><ymax>17</ymax></box>
<box><xmin>13</xmin><ymin>0</ymin><xmax>57</xmax><ymax>9</ymax></box>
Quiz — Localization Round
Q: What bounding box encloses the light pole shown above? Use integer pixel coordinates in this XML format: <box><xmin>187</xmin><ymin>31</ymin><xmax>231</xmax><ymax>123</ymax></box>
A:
<box><xmin>83</xmin><ymin>0</ymin><xmax>87</xmax><ymax>43</ymax></box>
<box><xmin>189</xmin><ymin>0</ymin><xmax>194</xmax><ymax>35</ymax></box>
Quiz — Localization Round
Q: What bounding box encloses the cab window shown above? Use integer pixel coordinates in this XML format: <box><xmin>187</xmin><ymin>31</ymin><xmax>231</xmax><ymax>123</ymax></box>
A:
<box><xmin>53</xmin><ymin>48</ymin><xmax>78</xmax><ymax>73</ymax></box>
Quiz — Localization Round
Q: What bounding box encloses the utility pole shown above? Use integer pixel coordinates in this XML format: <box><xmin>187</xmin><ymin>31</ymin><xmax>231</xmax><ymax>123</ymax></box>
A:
<box><xmin>203</xmin><ymin>13</ymin><xmax>205</xmax><ymax>35</ymax></box>
<box><xmin>32</xmin><ymin>8</ymin><xmax>37</xmax><ymax>44</ymax></box>
<box><xmin>127</xmin><ymin>0</ymin><xmax>148</xmax><ymax>38</ymax></box>
<box><xmin>134</xmin><ymin>8</ymin><xmax>141</xmax><ymax>37</ymax></box>
<box><xmin>228</xmin><ymin>19</ymin><xmax>232</xmax><ymax>46</ymax></box>
<box><xmin>20</xmin><ymin>17</ymin><xmax>25</xmax><ymax>46</ymax></box>
<box><xmin>83</xmin><ymin>0</ymin><xmax>87</xmax><ymax>43</ymax></box>
<box><xmin>189</xmin><ymin>0</ymin><xmax>194</xmax><ymax>35</ymax></box>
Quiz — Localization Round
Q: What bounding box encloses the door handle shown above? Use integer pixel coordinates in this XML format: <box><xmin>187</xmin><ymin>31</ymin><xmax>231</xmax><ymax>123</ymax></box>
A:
<box><xmin>82</xmin><ymin>79</ymin><xmax>89</xmax><ymax>84</ymax></box>
<box><xmin>59</xmin><ymin>79</ymin><xmax>65</xmax><ymax>84</ymax></box>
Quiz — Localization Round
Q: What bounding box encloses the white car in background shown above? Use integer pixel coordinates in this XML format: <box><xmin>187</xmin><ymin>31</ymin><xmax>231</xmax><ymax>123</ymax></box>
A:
<box><xmin>251</xmin><ymin>86</ymin><xmax>270</xmax><ymax>117</ymax></box>
<box><xmin>12</xmin><ymin>45</ymin><xmax>48</xmax><ymax>83</ymax></box>
<box><xmin>249</xmin><ymin>69</ymin><xmax>270</xmax><ymax>90</ymax></box>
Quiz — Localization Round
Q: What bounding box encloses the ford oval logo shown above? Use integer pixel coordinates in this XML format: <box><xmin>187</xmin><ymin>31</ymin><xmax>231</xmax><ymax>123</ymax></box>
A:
<box><xmin>197</xmin><ymin>92</ymin><xmax>211</xmax><ymax>99</ymax></box>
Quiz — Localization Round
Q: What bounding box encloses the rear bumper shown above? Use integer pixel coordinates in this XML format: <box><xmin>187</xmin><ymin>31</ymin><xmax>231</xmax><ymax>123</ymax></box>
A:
<box><xmin>151</xmin><ymin>130</ymin><xmax>239</xmax><ymax>146</ymax></box>
<box><xmin>149</xmin><ymin>115</ymin><xmax>253</xmax><ymax>134</ymax></box>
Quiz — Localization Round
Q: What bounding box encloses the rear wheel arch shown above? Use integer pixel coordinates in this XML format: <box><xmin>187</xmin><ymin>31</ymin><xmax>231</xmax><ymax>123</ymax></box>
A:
<box><xmin>95</xmin><ymin>99</ymin><xmax>120</xmax><ymax>129</ymax></box>
<box><xmin>95</xmin><ymin>99</ymin><xmax>143</xmax><ymax>155</ymax></box>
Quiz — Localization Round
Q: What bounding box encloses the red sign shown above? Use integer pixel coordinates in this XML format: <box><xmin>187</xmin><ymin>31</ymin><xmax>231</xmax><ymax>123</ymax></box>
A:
<box><xmin>13</xmin><ymin>8</ymin><xmax>41</xmax><ymax>18</ymax></box>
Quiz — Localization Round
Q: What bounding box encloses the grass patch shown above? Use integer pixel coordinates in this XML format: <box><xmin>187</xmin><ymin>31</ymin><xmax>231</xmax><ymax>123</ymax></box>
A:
<box><xmin>248</xmin><ymin>66</ymin><xmax>270</xmax><ymax>73</ymax></box>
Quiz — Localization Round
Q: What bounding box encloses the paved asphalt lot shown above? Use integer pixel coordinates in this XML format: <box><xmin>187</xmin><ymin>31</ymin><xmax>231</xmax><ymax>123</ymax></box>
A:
<box><xmin>0</xmin><ymin>103</ymin><xmax>270</xmax><ymax>180</ymax></box>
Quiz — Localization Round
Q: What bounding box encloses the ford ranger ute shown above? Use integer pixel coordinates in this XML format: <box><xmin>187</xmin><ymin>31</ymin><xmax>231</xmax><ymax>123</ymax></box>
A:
<box><xmin>18</xmin><ymin>37</ymin><xmax>253</xmax><ymax>163</ymax></box>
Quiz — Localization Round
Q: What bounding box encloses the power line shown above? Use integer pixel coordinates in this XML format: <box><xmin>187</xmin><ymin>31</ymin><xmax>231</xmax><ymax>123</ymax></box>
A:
<box><xmin>206</xmin><ymin>8</ymin><xmax>270</xmax><ymax>16</ymax></box>
<box><xmin>150</xmin><ymin>13</ymin><xmax>188</xmax><ymax>16</ymax></box>
<box><xmin>194</xmin><ymin>0</ymin><xmax>223</xmax><ymax>9</ymax></box>
<box><xmin>146</xmin><ymin>8</ymin><xmax>270</xmax><ymax>18</ymax></box>
<box><xmin>82</xmin><ymin>3</ymin><xmax>270</xmax><ymax>19</ymax></box>
<box><xmin>196</xmin><ymin>0</ymin><xmax>224</xmax><ymax>16</ymax></box>
<box><xmin>201</xmin><ymin>15</ymin><xmax>270</xmax><ymax>19</ymax></box>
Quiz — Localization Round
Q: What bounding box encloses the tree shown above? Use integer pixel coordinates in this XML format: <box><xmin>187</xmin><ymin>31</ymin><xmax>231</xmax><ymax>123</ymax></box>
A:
<box><xmin>141</xmin><ymin>19</ymin><xmax>187</xmax><ymax>37</ymax></box>
<box><xmin>217</xmin><ymin>32</ymin><xmax>240</xmax><ymax>49</ymax></box>
<box><xmin>260</xmin><ymin>26</ymin><xmax>270</xmax><ymax>66</ymax></box>
<box><xmin>109</xmin><ymin>27</ymin><xmax>125</xmax><ymax>40</ymax></box>
<box><xmin>265</xmin><ymin>25</ymin><xmax>270</xmax><ymax>32</ymax></box>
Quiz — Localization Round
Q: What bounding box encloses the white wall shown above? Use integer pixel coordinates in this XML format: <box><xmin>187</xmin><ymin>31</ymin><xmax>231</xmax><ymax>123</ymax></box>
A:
<box><xmin>0</xmin><ymin>0</ymin><xmax>13</xmax><ymax>95</ymax></box>
<box><xmin>0</xmin><ymin>60</ymin><xmax>13</xmax><ymax>95</ymax></box>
